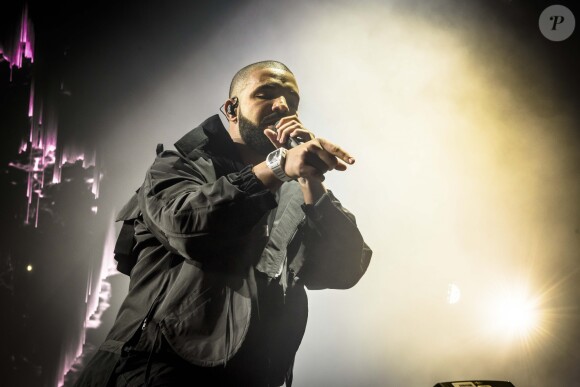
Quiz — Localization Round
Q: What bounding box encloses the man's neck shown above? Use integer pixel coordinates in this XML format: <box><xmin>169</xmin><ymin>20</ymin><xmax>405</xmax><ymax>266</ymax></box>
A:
<box><xmin>233</xmin><ymin>142</ymin><xmax>266</xmax><ymax>166</ymax></box>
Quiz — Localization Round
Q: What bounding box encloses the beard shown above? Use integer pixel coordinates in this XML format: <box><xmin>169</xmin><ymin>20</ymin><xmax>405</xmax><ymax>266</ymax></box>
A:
<box><xmin>238</xmin><ymin>110</ymin><xmax>276</xmax><ymax>156</ymax></box>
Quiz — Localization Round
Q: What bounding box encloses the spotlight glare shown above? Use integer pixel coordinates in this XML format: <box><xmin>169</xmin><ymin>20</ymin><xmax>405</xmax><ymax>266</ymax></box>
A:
<box><xmin>26</xmin><ymin>264</ymin><xmax>33</xmax><ymax>272</ymax></box>
<box><xmin>492</xmin><ymin>293</ymin><xmax>540</xmax><ymax>338</ymax></box>
<box><xmin>447</xmin><ymin>283</ymin><xmax>461</xmax><ymax>304</ymax></box>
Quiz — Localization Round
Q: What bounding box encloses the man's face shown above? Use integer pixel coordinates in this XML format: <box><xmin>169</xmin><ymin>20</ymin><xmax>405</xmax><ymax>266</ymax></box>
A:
<box><xmin>236</xmin><ymin>67</ymin><xmax>300</xmax><ymax>156</ymax></box>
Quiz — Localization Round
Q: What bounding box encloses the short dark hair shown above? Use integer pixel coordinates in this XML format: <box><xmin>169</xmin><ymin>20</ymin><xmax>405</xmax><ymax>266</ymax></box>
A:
<box><xmin>229</xmin><ymin>60</ymin><xmax>293</xmax><ymax>98</ymax></box>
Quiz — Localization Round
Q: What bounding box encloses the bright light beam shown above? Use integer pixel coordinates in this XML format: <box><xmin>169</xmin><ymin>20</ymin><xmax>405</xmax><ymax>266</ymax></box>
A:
<box><xmin>494</xmin><ymin>294</ymin><xmax>540</xmax><ymax>338</ymax></box>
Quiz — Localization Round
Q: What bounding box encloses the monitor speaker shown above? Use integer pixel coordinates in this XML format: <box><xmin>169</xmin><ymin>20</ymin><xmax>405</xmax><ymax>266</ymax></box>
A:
<box><xmin>434</xmin><ymin>381</ymin><xmax>515</xmax><ymax>387</ymax></box>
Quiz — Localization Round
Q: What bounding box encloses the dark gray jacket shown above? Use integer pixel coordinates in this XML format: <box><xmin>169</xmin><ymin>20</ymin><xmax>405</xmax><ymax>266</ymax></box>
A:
<box><xmin>76</xmin><ymin>115</ymin><xmax>371</xmax><ymax>386</ymax></box>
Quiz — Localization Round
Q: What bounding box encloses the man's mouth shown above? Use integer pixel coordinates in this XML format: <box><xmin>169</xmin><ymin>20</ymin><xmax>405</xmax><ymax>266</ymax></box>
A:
<box><xmin>261</xmin><ymin>115</ymin><xmax>285</xmax><ymax>127</ymax></box>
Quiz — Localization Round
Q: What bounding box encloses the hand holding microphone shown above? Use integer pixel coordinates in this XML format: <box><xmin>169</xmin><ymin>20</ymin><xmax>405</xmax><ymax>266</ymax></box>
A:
<box><xmin>263</xmin><ymin>115</ymin><xmax>355</xmax><ymax>181</ymax></box>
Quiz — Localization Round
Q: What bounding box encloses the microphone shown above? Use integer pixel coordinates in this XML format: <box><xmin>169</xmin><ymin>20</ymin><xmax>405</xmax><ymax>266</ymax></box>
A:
<box><xmin>284</xmin><ymin>134</ymin><xmax>308</xmax><ymax>149</ymax></box>
<box><xmin>272</xmin><ymin>119</ymin><xmax>308</xmax><ymax>149</ymax></box>
<box><xmin>275</xmin><ymin>122</ymin><xmax>328</xmax><ymax>173</ymax></box>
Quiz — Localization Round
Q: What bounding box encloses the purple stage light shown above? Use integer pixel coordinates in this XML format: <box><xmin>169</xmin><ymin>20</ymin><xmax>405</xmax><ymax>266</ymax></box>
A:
<box><xmin>2</xmin><ymin>4</ymin><xmax>34</xmax><ymax>80</ymax></box>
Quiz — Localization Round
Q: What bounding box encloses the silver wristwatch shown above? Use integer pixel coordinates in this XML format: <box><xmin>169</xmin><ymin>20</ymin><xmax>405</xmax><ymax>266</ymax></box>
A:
<box><xmin>266</xmin><ymin>148</ymin><xmax>292</xmax><ymax>182</ymax></box>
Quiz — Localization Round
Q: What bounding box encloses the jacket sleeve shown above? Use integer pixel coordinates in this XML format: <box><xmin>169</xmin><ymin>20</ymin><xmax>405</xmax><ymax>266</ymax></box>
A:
<box><xmin>137</xmin><ymin>150</ymin><xmax>277</xmax><ymax>262</ymax></box>
<box><xmin>293</xmin><ymin>191</ymin><xmax>372</xmax><ymax>290</ymax></box>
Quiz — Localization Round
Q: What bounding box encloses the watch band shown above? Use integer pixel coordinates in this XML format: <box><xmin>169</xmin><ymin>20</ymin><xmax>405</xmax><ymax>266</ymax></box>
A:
<box><xmin>266</xmin><ymin>148</ymin><xmax>292</xmax><ymax>182</ymax></box>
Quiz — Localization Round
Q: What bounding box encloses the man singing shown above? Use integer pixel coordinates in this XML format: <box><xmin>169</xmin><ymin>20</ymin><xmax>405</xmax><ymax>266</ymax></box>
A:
<box><xmin>75</xmin><ymin>60</ymin><xmax>372</xmax><ymax>387</ymax></box>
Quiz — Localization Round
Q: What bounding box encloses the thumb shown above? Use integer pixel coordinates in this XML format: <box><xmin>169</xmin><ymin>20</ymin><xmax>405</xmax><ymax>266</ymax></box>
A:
<box><xmin>264</xmin><ymin>128</ymin><xmax>283</xmax><ymax>148</ymax></box>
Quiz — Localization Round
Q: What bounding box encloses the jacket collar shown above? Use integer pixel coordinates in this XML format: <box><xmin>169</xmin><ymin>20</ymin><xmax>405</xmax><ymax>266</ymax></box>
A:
<box><xmin>174</xmin><ymin>114</ymin><xmax>239</xmax><ymax>160</ymax></box>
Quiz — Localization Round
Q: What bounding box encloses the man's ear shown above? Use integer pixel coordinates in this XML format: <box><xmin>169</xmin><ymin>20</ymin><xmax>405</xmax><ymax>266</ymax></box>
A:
<box><xmin>224</xmin><ymin>97</ymin><xmax>239</xmax><ymax>122</ymax></box>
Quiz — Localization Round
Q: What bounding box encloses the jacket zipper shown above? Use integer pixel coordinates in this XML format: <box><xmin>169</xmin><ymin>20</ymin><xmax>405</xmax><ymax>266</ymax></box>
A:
<box><xmin>141</xmin><ymin>294</ymin><xmax>161</xmax><ymax>331</ymax></box>
<box><xmin>279</xmin><ymin>215</ymin><xmax>306</xmax><ymax>302</ymax></box>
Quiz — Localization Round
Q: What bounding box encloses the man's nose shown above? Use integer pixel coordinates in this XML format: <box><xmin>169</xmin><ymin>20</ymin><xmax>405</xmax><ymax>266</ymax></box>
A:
<box><xmin>272</xmin><ymin>96</ymin><xmax>289</xmax><ymax>112</ymax></box>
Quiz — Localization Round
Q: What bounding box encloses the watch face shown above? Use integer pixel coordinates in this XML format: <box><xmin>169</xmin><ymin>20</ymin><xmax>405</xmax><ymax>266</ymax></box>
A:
<box><xmin>266</xmin><ymin>148</ymin><xmax>290</xmax><ymax>181</ymax></box>
<box><xmin>267</xmin><ymin>149</ymin><xmax>280</xmax><ymax>164</ymax></box>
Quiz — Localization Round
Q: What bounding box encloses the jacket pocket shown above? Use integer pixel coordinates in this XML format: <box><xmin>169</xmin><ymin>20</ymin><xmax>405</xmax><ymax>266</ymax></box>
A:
<box><xmin>157</xmin><ymin>263</ymin><xmax>251</xmax><ymax>367</ymax></box>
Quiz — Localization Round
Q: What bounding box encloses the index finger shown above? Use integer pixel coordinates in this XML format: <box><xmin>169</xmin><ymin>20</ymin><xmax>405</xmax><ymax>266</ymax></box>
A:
<box><xmin>274</xmin><ymin>115</ymin><xmax>301</xmax><ymax>131</ymax></box>
<box><xmin>317</xmin><ymin>137</ymin><xmax>355</xmax><ymax>165</ymax></box>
